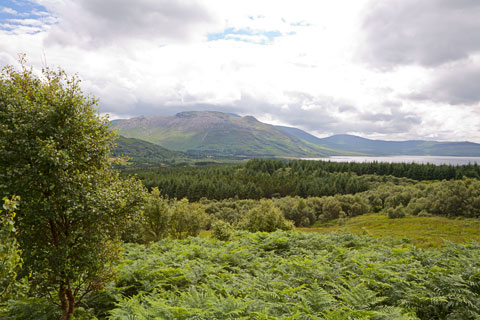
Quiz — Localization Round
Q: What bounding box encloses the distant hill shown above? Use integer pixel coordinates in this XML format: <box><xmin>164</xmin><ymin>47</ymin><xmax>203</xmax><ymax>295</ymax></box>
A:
<box><xmin>316</xmin><ymin>134</ymin><xmax>480</xmax><ymax>156</ymax></box>
<box><xmin>111</xmin><ymin>111</ymin><xmax>480</xmax><ymax>158</ymax></box>
<box><xmin>111</xmin><ymin>111</ymin><xmax>350</xmax><ymax>157</ymax></box>
<box><xmin>275</xmin><ymin>125</ymin><xmax>327</xmax><ymax>146</ymax></box>
<box><xmin>112</xmin><ymin>135</ymin><xmax>189</xmax><ymax>165</ymax></box>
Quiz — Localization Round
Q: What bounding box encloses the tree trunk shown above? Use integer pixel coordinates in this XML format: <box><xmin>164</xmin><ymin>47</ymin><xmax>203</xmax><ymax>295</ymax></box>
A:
<box><xmin>59</xmin><ymin>285</ymin><xmax>69</xmax><ymax>320</ymax></box>
<box><xmin>59</xmin><ymin>283</ymin><xmax>75</xmax><ymax>320</ymax></box>
<box><xmin>67</xmin><ymin>283</ymin><xmax>75</xmax><ymax>316</ymax></box>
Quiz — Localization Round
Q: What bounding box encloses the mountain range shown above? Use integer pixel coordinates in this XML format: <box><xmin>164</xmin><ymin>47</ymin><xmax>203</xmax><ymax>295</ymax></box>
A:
<box><xmin>111</xmin><ymin>111</ymin><xmax>480</xmax><ymax>158</ymax></box>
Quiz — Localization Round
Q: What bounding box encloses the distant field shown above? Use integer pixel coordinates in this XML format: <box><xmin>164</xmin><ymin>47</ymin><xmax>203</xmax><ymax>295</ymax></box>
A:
<box><xmin>298</xmin><ymin>213</ymin><xmax>480</xmax><ymax>248</ymax></box>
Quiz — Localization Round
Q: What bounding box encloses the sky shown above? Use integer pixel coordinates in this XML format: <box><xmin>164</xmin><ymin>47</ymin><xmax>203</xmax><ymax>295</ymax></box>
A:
<box><xmin>1</xmin><ymin>0</ymin><xmax>480</xmax><ymax>142</ymax></box>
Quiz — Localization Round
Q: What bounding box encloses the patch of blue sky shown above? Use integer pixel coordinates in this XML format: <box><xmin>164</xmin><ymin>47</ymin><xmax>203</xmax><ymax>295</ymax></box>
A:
<box><xmin>207</xmin><ymin>28</ymin><xmax>282</xmax><ymax>44</ymax></box>
<box><xmin>0</xmin><ymin>0</ymin><xmax>51</xmax><ymax>33</ymax></box>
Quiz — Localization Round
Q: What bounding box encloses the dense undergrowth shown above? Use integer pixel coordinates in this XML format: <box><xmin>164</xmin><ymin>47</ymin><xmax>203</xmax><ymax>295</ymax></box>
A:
<box><xmin>93</xmin><ymin>232</ymin><xmax>480</xmax><ymax>319</ymax></box>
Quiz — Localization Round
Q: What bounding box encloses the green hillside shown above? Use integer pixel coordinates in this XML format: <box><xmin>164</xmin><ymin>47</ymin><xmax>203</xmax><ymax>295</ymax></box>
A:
<box><xmin>112</xmin><ymin>135</ymin><xmax>194</xmax><ymax>166</ymax></box>
<box><xmin>111</xmin><ymin>111</ymin><xmax>349</xmax><ymax>157</ymax></box>
<box><xmin>316</xmin><ymin>134</ymin><xmax>480</xmax><ymax>156</ymax></box>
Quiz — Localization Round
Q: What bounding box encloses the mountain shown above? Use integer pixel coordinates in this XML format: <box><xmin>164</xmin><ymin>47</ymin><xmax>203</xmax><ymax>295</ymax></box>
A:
<box><xmin>112</xmin><ymin>135</ymin><xmax>189</xmax><ymax>165</ymax></box>
<box><xmin>110</xmin><ymin>111</ymin><xmax>350</xmax><ymax>157</ymax></box>
<box><xmin>275</xmin><ymin>125</ymin><xmax>327</xmax><ymax>146</ymax></box>
<box><xmin>111</xmin><ymin>111</ymin><xmax>480</xmax><ymax>158</ymax></box>
<box><xmin>316</xmin><ymin>134</ymin><xmax>480</xmax><ymax>156</ymax></box>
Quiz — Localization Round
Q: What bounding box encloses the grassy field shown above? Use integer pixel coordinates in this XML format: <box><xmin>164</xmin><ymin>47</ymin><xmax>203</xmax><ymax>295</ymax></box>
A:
<box><xmin>298</xmin><ymin>213</ymin><xmax>480</xmax><ymax>248</ymax></box>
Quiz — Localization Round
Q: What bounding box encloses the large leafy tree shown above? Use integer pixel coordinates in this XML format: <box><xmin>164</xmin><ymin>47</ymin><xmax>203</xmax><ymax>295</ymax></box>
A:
<box><xmin>0</xmin><ymin>57</ymin><xmax>145</xmax><ymax>319</ymax></box>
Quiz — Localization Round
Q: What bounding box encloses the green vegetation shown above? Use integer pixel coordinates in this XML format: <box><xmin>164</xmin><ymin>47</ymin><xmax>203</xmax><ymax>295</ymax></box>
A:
<box><xmin>0</xmin><ymin>196</ymin><xmax>21</xmax><ymax>304</ymax></box>
<box><xmin>106</xmin><ymin>232</ymin><xmax>480</xmax><ymax>319</ymax></box>
<box><xmin>112</xmin><ymin>135</ymin><xmax>249</xmax><ymax>168</ymax></box>
<box><xmin>0</xmin><ymin>59</ymin><xmax>144</xmax><ymax>319</ymax></box>
<box><xmin>3</xmin><ymin>62</ymin><xmax>480</xmax><ymax>319</ymax></box>
<box><xmin>301</xmin><ymin>214</ymin><xmax>480</xmax><ymax>248</ymax></box>
<box><xmin>112</xmin><ymin>135</ymin><xmax>189</xmax><ymax>165</ymax></box>
<box><xmin>123</xmin><ymin>159</ymin><xmax>480</xmax><ymax>201</ymax></box>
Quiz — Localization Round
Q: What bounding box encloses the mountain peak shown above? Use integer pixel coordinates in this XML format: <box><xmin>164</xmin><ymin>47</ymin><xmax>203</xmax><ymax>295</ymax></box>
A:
<box><xmin>110</xmin><ymin>111</ymin><xmax>342</xmax><ymax>157</ymax></box>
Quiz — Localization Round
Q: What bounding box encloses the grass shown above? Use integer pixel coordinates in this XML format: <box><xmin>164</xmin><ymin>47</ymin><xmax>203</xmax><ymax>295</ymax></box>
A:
<box><xmin>298</xmin><ymin>213</ymin><xmax>480</xmax><ymax>248</ymax></box>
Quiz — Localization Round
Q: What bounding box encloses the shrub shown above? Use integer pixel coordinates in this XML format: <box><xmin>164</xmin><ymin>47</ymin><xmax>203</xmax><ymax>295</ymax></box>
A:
<box><xmin>322</xmin><ymin>197</ymin><xmax>344</xmax><ymax>221</ymax></box>
<box><xmin>210</xmin><ymin>219</ymin><xmax>233</xmax><ymax>241</ymax></box>
<box><xmin>387</xmin><ymin>205</ymin><xmax>406</xmax><ymax>219</ymax></box>
<box><xmin>238</xmin><ymin>199</ymin><xmax>294</xmax><ymax>232</ymax></box>
<box><xmin>169</xmin><ymin>199</ymin><xmax>209</xmax><ymax>239</ymax></box>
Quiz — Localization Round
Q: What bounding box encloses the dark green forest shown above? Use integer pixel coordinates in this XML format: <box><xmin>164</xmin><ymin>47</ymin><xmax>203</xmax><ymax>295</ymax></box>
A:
<box><xmin>121</xmin><ymin>159</ymin><xmax>480</xmax><ymax>200</ymax></box>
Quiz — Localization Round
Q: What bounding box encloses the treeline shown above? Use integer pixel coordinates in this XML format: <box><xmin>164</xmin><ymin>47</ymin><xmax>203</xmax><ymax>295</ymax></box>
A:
<box><xmin>245</xmin><ymin>159</ymin><xmax>480</xmax><ymax>180</ymax></box>
<box><xmin>122</xmin><ymin>165</ymin><xmax>370</xmax><ymax>201</ymax></box>
<box><xmin>204</xmin><ymin>178</ymin><xmax>480</xmax><ymax>227</ymax></box>
<box><xmin>121</xmin><ymin>159</ymin><xmax>480</xmax><ymax>201</ymax></box>
<box><xmin>124</xmin><ymin>178</ymin><xmax>480</xmax><ymax>245</ymax></box>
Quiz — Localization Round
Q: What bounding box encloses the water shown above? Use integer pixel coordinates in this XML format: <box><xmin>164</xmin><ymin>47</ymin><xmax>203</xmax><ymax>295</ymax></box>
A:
<box><xmin>302</xmin><ymin>156</ymin><xmax>480</xmax><ymax>166</ymax></box>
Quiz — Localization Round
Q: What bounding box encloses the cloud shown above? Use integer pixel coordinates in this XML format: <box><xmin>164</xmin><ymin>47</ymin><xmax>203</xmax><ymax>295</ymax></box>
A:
<box><xmin>1</xmin><ymin>0</ymin><xmax>480</xmax><ymax>143</ymax></box>
<box><xmin>1</xmin><ymin>7</ymin><xmax>18</xmax><ymax>15</ymax></box>
<box><xmin>408</xmin><ymin>62</ymin><xmax>480</xmax><ymax>105</ymax></box>
<box><xmin>359</xmin><ymin>0</ymin><xmax>480</xmax><ymax>68</ymax></box>
<box><xmin>44</xmin><ymin>0</ymin><xmax>220</xmax><ymax>47</ymax></box>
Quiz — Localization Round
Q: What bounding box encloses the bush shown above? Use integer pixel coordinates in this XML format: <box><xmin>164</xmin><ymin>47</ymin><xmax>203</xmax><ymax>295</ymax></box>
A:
<box><xmin>387</xmin><ymin>205</ymin><xmax>406</xmax><ymax>219</ymax></box>
<box><xmin>210</xmin><ymin>220</ymin><xmax>233</xmax><ymax>241</ymax></box>
<box><xmin>169</xmin><ymin>199</ymin><xmax>209</xmax><ymax>239</ymax></box>
<box><xmin>275</xmin><ymin>197</ymin><xmax>316</xmax><ymax>227</ymax></box>
<box><xmin>321</xmin><ymin>197</ymin><xmax>344</xmax><ymax>221</ymax></box>
<box><xmin>238</xmin><ymin>199</ymin><xmax>294</xmax><ymax>232</ymax></box>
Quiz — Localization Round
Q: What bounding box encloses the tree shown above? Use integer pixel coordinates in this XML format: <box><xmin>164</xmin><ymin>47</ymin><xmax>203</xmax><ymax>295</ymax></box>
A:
<box><xmin>169</xmin><ymin>198</ymin><xmax>209</xmax><ymax>239</ymax></box>
<box><xmin>0</xmin><ymin>58</ymin><xmax>144</xmax><ymax>319</ymax></box>
<box><xmin>239</xmin><ymin>199</ymin><xmax>294</xmax><ymax>232</ymax></box>
<box><xmin>0</xmin><ymin>196</ymin><xmax>21</xmax><ymax>304</ymax></box>
<box><xmin>321</xmin><ymin>197</ymin><xmax>344</xmax><ymax>221</ymax></box>
<box><xmin>143</xmin><ymin>187</ymin><xmax>170</xmax><ymax>242</ymax></box>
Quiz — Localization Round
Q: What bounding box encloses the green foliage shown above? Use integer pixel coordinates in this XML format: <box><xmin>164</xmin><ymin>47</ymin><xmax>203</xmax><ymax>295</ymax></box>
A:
<box><xmin>169</xmin><ymin>199</ymin><xmax>209</xmax><ymax>239</ymax></box>
<box><xmin>143</xmin><ymin>188</ymin><xmax>171</xmax><ymax>242</ymax></box>
<box><xmin>371</xmin><ymin>178</ymin><xmax>480</xmax><ymax>218</ymax></box>
<box><xmin>238</xmin><ymin>199</ymin><xmax>294</xmax><ymax>232</ymax></box>
<box><xmin>387</xmin><ymin>205</ymin><xmax>406</xmax><ymax>219</ymax></box>
<box><xmin>122</xmin><ymin>159</ymin><xmax>480</xmax><ymax>203</ymax></box>
<box><xmin>121</xmin><ymin>161</ymin><xmax>371</xmax><ymax>201</ymax></box>
<box><xmin>210</xmin><ymin>219</ymin><xmax>234</xmax><ymax>241</ymax></box>
<box><xmin>275</xmin><ymin>197</ymin><xmax>315</xmax><ymax>227</ymax></box>
<box><xmin>0</xmin><ymin>58</ymin><xmax>144</xmax><ymax>319</ymax></box>
<box><xmin>0</xmin><ymin>196</ymin><xmax>21</xmax><ymax>303</ymax></box>
<box><xmin>112</xmin><ymin>135</ymin><xmax>194</xmax><ymax>167</ymax></box>
<box><xmin>107</xmin><ymin>231</ymin><xmax>480</xmax><ymax>319</ymax></box>
<box><xmin>321</xmin><ymin>197</ymin><xmax>344</xmax><ymax>221</ymax></box>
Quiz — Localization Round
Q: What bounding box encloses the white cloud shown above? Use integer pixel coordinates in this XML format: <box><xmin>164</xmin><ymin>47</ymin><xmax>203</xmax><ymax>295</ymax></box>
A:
<box><xmin>0</xmin><ymin>0</ymin><xmax>479</xmax><ymax>142</ymax></box>
<box><xmin>1</xmin><ymin>7</ymin><xmax>18</xmax><ymax>15</ymax></box>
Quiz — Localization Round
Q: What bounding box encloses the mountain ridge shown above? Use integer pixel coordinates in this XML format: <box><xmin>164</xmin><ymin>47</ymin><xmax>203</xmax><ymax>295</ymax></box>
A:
<box><xmin>111</xmin><ymin>111</ymin><xmax>351</xmax><ymax>157</ymax></box>
<box><xmin>111</xmin><ymin>111</ymin><xmax>480</xmax><ymax>157</ymax></box>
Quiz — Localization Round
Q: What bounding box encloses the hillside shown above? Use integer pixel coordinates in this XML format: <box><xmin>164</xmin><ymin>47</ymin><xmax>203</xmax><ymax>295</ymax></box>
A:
<box><xmin>112</xmin><ymin>135</ymin><xmax>192</xmax><ymax>165</ymax></box>
<box><xmin>317</xmin><ymin>134</ymin><xmax>480</xmax><ymax>156</ymax></box>
<box><xmin>112</xmin><ymin>112</ymin><xmax>480</xmax><ymax>157</ymax></box>
<box><xmin>111</xmin><ymin>111</ymin><xmax>349</xmax><ymax>157</ymax></box>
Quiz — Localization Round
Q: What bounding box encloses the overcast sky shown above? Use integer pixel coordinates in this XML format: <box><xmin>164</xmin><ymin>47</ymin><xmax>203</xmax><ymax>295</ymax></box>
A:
<box><xmin>1</xmin><ymin>0</ymin><xmax>480</xmax><ymax>142</ymax></box>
